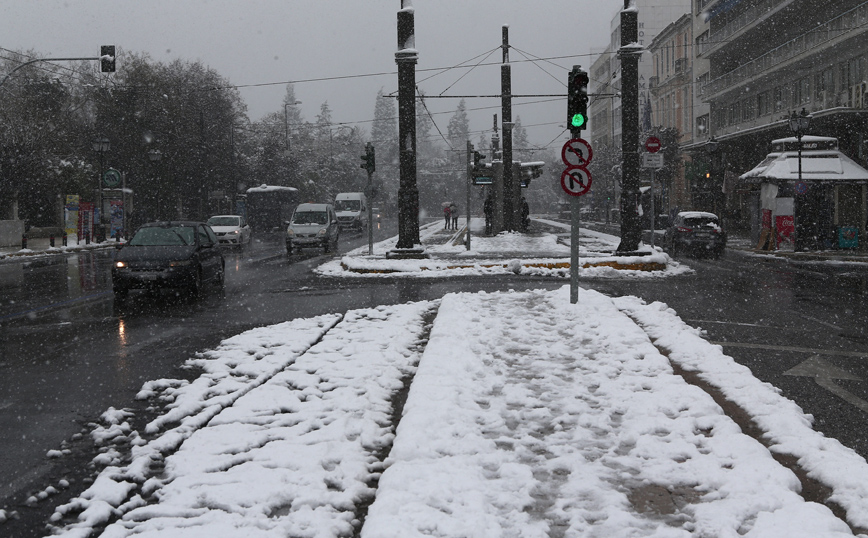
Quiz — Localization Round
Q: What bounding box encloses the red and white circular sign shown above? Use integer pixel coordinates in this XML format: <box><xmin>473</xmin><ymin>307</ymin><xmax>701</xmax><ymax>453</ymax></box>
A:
<box><xmin>561</xmin><ymin>138</ymin><xmax>593</xmax><ymax>167</ymax></box>
<box><xmin>645</xmin><ymin>136</ymin><xmax>662</xmax><ymax>153</ymax></box>
<box><xmin>561</xmin><ymin>166</ymin><xmax>593</xmax><ymax>197</ymax></box>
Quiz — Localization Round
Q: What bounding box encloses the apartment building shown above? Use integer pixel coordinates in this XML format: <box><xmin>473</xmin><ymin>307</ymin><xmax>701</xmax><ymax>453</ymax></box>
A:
<box><xmin>649</xmin><ymin>14</ymin><xmax>694</xmax><ymax>210</ymax></box>
<box><xmin>697</xmin><ymin>0</ymin><xmax>868</xmax><ymax>237</ymax></box>
<box><xmin>586</xmin><ymin>0</ymin><xmax>691</xmax><ymax>219</ymax></box>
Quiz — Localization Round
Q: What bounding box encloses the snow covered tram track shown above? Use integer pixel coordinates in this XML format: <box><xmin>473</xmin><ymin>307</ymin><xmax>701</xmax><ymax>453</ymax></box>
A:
<box><xmin>47</xmin><ymin>302</ymin><xmax>438</xmax><ymax>538</ymax></box>
<box><xmin>615</xmin><ymin>297</ymin><xmax>868</xmax><ymax>536</ymax></box>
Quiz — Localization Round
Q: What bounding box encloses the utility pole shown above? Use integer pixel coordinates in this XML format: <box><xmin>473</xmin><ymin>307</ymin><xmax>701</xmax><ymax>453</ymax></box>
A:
<box><xmin>616</xmin><ymin>0</ymin><xmax>643</xmax><ymax>253</ymax></box>
<box><xmin>394</xmin><ymin>0</ymin><xmax>421</xmax><ymax>252</ymax></box>
<box><xmin>501</xmin><ymin>25</ymin><xmax>517</xmax><ymax>232</ymax></box>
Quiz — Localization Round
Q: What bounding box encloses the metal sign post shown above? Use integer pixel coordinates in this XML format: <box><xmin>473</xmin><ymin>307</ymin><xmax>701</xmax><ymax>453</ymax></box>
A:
<box><xmin>641</xmin><ymin>149</ymin><xmax>664</xmax><ymax>249</ymax></box>
<box><xmin>561</xmin><ymin>137</ymin><xmax>594</xmax><ymax>304</ymax></box>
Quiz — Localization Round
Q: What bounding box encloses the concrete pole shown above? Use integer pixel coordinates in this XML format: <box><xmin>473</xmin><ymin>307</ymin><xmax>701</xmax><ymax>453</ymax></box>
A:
<box><xmin>501</xmin><ymin>25</ymin><xmax>516</xmax><ymax>232</ymax></box>
<box><xmin>617</xmin><ymin>0</ymin><xmax>643</xmax><ymax>253</ymax></box>
<box><xmin>395</xmin><ymin>1</ymin><xmax>420</xmax><ymax>249</ymax></box>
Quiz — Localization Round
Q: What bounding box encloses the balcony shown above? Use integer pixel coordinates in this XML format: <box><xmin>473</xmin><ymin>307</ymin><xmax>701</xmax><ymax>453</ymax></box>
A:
<box><xmin>704</xmin><ymin>3</ymin><xmax>868</xmax><ymax>98</ymax></box>
<box><xmin>705</xmin><ymin>0</ymin><xmax>790</xmax><ymax>57</ymax></box>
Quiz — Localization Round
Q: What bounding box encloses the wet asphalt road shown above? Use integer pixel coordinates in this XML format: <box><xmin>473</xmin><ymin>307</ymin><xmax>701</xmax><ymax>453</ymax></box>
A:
<box><xmin>3</xmin><ymin>222</ymin><xmax>868</xmax><ymax>535</ymax></box>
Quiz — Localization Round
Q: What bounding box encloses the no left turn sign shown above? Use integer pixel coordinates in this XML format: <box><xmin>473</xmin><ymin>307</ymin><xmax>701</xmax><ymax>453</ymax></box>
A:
<box><xmin>562</xmin><ymin>138</ymin><xmax>593</xmax><ymax>167</ymax></box>
<box><xmin>561</xmin><ymin>166</ymin><xmax>593</xmax><ymax>197</ymax></box>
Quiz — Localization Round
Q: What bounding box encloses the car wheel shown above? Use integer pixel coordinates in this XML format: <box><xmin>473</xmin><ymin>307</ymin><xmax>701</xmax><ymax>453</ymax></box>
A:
<box><xmin>216</xmin><ymin>262</ymin><xmax>225</xmax><ymax>288</ymax></box>
<box><xmin>286</xmin><ymin>242</ymin><xmax>293</xmax><ymax>254</ymax></box>
<box><xmin>323</xmin><ymin>238</ymin><xmax>331</xmax><ymax>253</ymax></box>
<box><xmin>189</xmin><ymin>268</ymin><xmax>202</xmax><ymax>299</ymax></box>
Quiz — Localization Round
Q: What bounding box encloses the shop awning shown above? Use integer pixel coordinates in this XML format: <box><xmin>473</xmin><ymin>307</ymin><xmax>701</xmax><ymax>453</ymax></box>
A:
<box><xmin>740</xmin><ymin>136</ymin><xmax>868</xmax><ymax>184</ymax></box>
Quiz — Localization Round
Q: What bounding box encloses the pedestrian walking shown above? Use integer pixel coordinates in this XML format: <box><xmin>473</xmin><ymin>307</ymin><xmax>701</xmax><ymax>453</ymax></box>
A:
<box><xmin>449</xmin><ymin>203</ymin><xmax>459</xmax><ymax>230</ymax></box>
<box><xmin>443</xmin><ymin>203</ymin><xmax>452</xmax><ymax>229</ymax></box>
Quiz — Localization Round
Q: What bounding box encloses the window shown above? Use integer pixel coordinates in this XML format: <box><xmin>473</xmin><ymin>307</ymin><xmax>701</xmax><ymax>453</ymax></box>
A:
<box><xmin>742</xmin><ymin>98</ymin><xmax>755</xmax><ymax>121</ymax></box>
<box><xmin>773</xmin><ymin>86</ymin><xmax>784</xmax><ymax>112</ymax></box>
<box><xmin>696</xmin><ymin>114</ymin><xmax>709</xmax><ymax>136</ymax></box>
<box><xmin>757</xmin><ymin>91</ymin><xmax>771</xmax><ymax>117</ymax></box>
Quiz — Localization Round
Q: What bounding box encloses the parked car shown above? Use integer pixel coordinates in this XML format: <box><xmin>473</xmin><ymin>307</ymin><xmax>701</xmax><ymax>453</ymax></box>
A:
<box><xmin>206</xmin><ymin>215</ymin><xmax>251</xmax><ymax>246</ymax></box>
<box><xmin>663</xmin><ymin>211</ymin><xmax>727</xmax><ymax>258</ymax></box>
<box><xmin>112</xmin><ymin>221</ymin><xmax>225</xmax><ymax>301</ymax></box>
<box><xmin>285</xmin><ymin>203</ymin><xmax>340</xmax><ymax>254</ymax></box>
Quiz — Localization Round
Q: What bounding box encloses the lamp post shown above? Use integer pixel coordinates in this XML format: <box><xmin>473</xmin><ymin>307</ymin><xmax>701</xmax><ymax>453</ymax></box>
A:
<box><xmin>789</xmin><ymin>108</ymin><xmax>811</xmax><ymax>251</ymax></box>
<box><xmin>705</xmin><ymin>136</ymin><xmax>719</xmax><ymax>215</ymax></box>
<box><xmin>92</xmin><ymin>137</ymin><xmax>110</xmax><ymax>242</ymax></box>
<box><xmin>148</xmin><ymin>149</ymin><xmax>163</xmax><ymax>220</ymax></box>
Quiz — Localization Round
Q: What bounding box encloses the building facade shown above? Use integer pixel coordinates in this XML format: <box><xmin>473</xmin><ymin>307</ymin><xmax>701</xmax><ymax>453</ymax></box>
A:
<box><xmin>696</xmin><ymin>0</ymin><xmax>868</xmax><ymax>240</ymax></box>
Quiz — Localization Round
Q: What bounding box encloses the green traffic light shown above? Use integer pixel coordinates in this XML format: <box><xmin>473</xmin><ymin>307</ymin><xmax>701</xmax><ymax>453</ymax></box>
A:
<box><xmin>571</xmin><ymin>113</ymin><xmax>586</xmax><ymax>129</ymax></box>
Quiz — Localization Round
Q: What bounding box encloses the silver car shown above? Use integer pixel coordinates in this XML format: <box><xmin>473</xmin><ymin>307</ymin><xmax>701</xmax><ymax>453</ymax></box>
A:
<box><xmin>285</xmin><ymin>203</ymin><xmax>340</xmax><ymax>254</ymax></box>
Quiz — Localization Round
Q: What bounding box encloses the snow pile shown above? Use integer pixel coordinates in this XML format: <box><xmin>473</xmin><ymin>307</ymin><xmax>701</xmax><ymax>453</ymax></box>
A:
<box><xmin>318</xmin><ymin>219</ymin><xmax>689</xmax><ymax>278</ymax></box>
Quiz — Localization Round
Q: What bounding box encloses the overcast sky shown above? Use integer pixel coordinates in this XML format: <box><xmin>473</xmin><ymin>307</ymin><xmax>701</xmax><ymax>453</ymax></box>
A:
<box><xmin>0</xmin><ymin>1</ymin><xmax>619</xmax><ymax>150</ymax></box>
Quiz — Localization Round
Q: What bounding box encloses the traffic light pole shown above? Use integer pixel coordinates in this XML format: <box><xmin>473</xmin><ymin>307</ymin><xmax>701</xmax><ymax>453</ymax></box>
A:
<box><xmin>617</xmin><ymin>1</ymin><xmax>643</xmax><ymax>253</ymax></box>
<box><xmin>394</xmin><ymin>2</ymin><xmax>421</xmax><ymax>251</ymax></box>
<box><xmin>466</xmin><ymin>141</ymin><xmax>472</xmax><ymax>251</ymax></box>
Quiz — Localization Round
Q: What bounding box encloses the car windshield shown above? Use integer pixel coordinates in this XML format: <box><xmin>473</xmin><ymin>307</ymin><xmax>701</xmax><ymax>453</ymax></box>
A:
<box><xmin>683</xmin><ymin>216</ymin><xmax>719</xmax><ymax>228</ymax></box>
<box><xmin>292</xmin><ymin>211</ymin><xmax>328</xmax><ymax>225</ymax></box>
<box><xmin>128</xmin><ymin>226</ymin><xmax>195</xmax><ymax>246</ymax></box>
<box><xmin>335</xmin><ymin>200</ymin><xmax>360</xmax><ymax>212</ymax></box>
<box><xmin>207</xmin><ymin>216</ymin><xmax>241</xmax><ymax>227</ymax></box>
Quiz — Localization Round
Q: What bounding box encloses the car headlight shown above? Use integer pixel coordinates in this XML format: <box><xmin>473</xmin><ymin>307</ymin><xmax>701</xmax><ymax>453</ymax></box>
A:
<box><xmin>317</xmin><ymin>228</ymin><xmax>328</xmax><ymax>236</ymax></box>
<box><xmin>287</xmin><ymin>229</ymin><xmax>295</xmax><ymax>237</ymax></box>
<box><xmin>115</xmin><ymin>261</ymin><xmax>127</xmax><ymax>269</ymax></box>
<box><xmin>231</xmin><ymin>230</ymin><xmax>240</xmax><ymax>235</ymax></box>
<box><xmin>169</xmin><ymin>260</ymin><xmax>192</xmax><ymax>267</ymax></box>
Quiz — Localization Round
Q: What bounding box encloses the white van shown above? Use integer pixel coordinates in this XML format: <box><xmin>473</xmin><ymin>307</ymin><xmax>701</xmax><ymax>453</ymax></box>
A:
<box><xmin>334</xmin><ymin>192</ymin><xmax>367</xmax><ymax>231</ymax></box>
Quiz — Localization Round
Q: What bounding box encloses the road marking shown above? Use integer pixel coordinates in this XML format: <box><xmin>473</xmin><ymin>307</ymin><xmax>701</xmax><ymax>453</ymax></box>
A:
<box><xmin>798</xmin><ymin>314</ymin><xmax>843</xmax><ymax>331</ymax></box>
<box><xmin>785</xmin><ymin>355</ymin><xmax>868</xmax><ymax>414</ymax></box>
<box><xmin>711</xmin><ymin>341</ymin><xmax>868</xmax><ymax>358</ymax></box>
<box><xmin>686</xmin><ymin>319</ymin><xmax>779</xmax><ymax>329</ymax></box>
<box><xmin>0</xmin><ymin>402</ymin><xmax>11</xmax><ymax>410</ymax></box>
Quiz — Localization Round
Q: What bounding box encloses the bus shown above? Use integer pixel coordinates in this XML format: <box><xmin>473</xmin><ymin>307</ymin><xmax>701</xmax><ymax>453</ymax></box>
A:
<box><xmin>245</xmin><ymin>185</ymin><xmax>299</xmax><ymax>232</ymax></box>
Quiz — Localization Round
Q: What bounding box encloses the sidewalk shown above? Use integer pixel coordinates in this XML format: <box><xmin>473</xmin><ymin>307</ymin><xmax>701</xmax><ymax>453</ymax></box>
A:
<box><xmin>21</xmin><ymin>220</ymin><xmax>868</xmax><ymax>538</ymax></box>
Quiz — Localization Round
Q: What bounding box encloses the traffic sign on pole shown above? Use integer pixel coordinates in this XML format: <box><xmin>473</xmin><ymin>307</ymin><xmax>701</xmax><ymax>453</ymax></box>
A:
<box><xmin>561</xmin><ymin>138</ymin><xmax>593</xmax><ymax>167</ymax></box>
<box><xmin>561</xmin><ymin>166</ymin><xmax>593</xmax><ymax>197</ymax></box>
<box><xmin>645</xmin><ymin>136</ymin><xmax>662</xmax><ymax>153</ymax></box>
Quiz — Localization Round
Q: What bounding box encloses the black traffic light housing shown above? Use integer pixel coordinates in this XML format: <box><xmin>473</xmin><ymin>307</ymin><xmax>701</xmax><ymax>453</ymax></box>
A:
<box><xmin>100</xmin><ymin>45</ymin><xmax>116</xmax><ymax>73</ymax></box>
<box><xmin>471</xmin><ymin>151</ymin><xmax>492</xmax><ymax>185</ymax></box>
<box><xmin>360</xmin><ymin>143</ymin><xmax>375</xmax><ymax>174</ymax></box>
<box><xmin>567</xmin><ymin>65</ymin><xmax>589</xmax><ymax>136</ymax></box>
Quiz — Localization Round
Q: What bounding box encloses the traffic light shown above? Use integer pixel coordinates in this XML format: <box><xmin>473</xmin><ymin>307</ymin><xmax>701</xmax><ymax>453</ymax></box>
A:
<box><xmin>567</xmin><ymin>66</ymin><xmax>589</xmax><ymax>135</ymax></box>
<box><xmin>360</xmin><ymin>143</ymin><xmax>375</xmax><ymax>174</ymax></box>
<box><xmin>100</xmin><ymin>45</ymin><xmax>116</xmax><ymax>73</ymax></box>
<box><xmin>471</xmin><ymin>151</ymin><xmax>492</xmax><ymax>185</ymax></box>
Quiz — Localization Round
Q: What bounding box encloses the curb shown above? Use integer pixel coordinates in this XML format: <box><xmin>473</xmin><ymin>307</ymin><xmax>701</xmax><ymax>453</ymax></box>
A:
<box><xmin>340</xmin><ymin>259</ymin><xmax>668</xmax><ymax>274</ymax></box>
<box><xmin>0</xmin><ymin>243</ymin><xmax>119</xmax><ymax>260</ymax></box>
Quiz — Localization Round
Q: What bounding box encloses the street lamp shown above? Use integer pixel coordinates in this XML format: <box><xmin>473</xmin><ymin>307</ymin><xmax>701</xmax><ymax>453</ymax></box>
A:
<box><xmin>92</xmin><ymin>137</ymin><xmax>110</xmax><ymax>242</ymax></box>
<box><xmin>789</xmin><ymin>108</ymin><xmax>811</xmax><ymax>251</ymax></box>
<box><xmin>705</xmin><ymin>136</ymin><xmax>719</xmax><ymax>214</ymax></box>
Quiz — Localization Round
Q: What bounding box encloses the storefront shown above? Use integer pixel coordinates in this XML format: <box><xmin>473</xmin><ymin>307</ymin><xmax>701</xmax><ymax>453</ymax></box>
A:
<box><xmin>739</xmin><ymin>136</ymin><xmax>868</xmax><ymax>251</ymax></box>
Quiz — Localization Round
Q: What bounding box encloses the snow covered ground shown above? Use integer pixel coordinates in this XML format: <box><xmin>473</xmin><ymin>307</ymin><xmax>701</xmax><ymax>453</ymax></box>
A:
<box><xmin>318</xmin><ymin>218</ymin><xmax>689</xmax><ymax>279</ymax></box>
<box><xmin>30</xmin><ymin>284</ymin><xmax>868</xmax><ymax>537</ymax></box>
<box><xmin>12</xmin><ymin>222</ymin><xmax>868</xmax><ymax>537</ymax></box>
